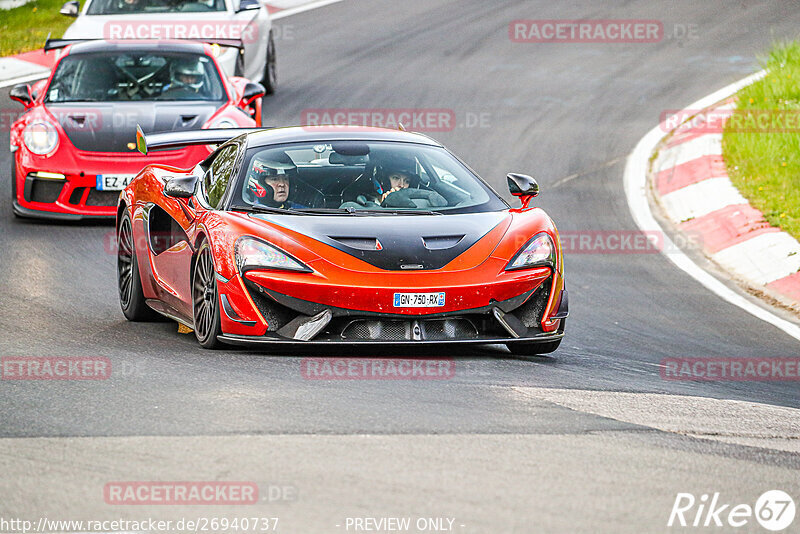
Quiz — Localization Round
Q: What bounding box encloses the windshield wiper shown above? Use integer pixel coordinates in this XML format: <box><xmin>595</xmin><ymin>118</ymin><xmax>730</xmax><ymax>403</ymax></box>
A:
<box><xmin>234</xmin><ymin>205</ymin><xmax>364</xmax><ymax>216</ymax></box>
<box><xmin>234</xmin><ymin>206</ymin><xmax>443</xmax><ymax>216</ymax></box>
<box><xmin>295</xmin><ymin>207</ymin><xmax>371</xmax><ymax>215</ymax></box>
<box><xmin>233</xmin><ymin>205</ymin><xmax>305</xmax><ymax>216</ymax></box>
<box><xmin>357</xmin><ymin>209</ymin><xmax>444</xmax><ymax>216</ymax></box>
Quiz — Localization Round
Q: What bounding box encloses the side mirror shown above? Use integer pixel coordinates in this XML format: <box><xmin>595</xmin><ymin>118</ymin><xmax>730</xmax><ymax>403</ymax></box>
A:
<box><xmin>164</xmin><ymin>176</ymin><xmax>197</xmax><ymax>199</ymax></box>
<box><xmin>507</xmin><ymin>173</ymin><xmax>539</xmax><ymax>208</ymax></box>
<box><xmin>9</xmin><ymin>84</ymin><xmax>33</xmax><ymax>108</ymax></box>
<box><xmin>241</xmin><ymin>81</ymin><xmax>266</xmax><ymax>105</ymax></box>
<box><xmin>236</xmin><ymin>0</ymin><xmax>260</xmax><ymax>11</ymax></box>
<box><xmin>60</xmin><ymin>0</ymin><xmax>80</xmax><ymax>16</ymax></box>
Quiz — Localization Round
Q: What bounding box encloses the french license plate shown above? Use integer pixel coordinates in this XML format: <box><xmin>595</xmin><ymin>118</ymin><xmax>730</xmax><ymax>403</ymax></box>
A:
<box><xmin>96</xmin><ymin>174</ymin><xmax>134</xmax><ymax>191</ymax></box>
<box><xmin>393</xmin><ymin>292</ymin><xmax>445</xmax><ymax>308</ymax></box>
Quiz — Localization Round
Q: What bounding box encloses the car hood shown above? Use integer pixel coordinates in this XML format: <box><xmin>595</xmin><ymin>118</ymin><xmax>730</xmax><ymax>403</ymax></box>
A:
<box><xmin>47</xmin><ymin>102</ymin><xmax>221</xmax><ymax>152</ymax></box>
<box><xmin>249</xmin><ymin>211</ymin><xmax>510</xmax><ymax>271</ymax></box>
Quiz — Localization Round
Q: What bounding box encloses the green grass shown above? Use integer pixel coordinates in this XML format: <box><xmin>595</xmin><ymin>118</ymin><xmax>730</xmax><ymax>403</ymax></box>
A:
<box><xmin>0</xmin><ymin>0</ymin><xmax>72</xmax><ymax>56</ymax></box>
<box><xmin>723</xmin><ymin>40</ymin><xmax>800</xmax><ymax>242</ymax></box>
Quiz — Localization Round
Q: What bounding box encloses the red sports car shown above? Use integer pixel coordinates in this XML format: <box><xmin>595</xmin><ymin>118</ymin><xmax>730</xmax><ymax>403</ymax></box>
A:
<box><xmin>9</xmin><ymin>39</ymin><xmax>265</xmax><ymax>220</ymax></box>
<box><xmin>117</xmin><ymin>126</ymin><xmax>568</xmax><ymax>354</ymax></box>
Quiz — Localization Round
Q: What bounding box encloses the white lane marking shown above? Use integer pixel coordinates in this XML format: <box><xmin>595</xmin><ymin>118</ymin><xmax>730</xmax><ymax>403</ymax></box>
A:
<box><xmin>0</xmin><ymin>70</ymin><xmax>49</xmax><ymax>88</ymax></box>
<box><xmin>624</xmin><ymin>70</ymin><xmax>800</xmax><ymax>342</ymax></box>
<box><xmin>271</xmin><ymin>0</ymin><xmax>345</xmax><ymax>19</ymax></box>
<box><xmin>659</xmin><ymin>177</ymin><xmax>749</xmax><ymax>223</ymax></box>
<box><xmin>713</xmin><ymin>232</ymin><xmax>800</xmax><ymax>285</ymax></box>
<box><xmin>655</xmin><ymin>133</ymin><xmax>722</xmax><ymax>171</ymax></box>
<box><xmin>0</xmin><ymin>56</ymin><xmax>49</xmax><ymax>78</ymax></box>
<box><xmin>514</xmin><ymin>387</ymin><xmax>800</xmax><ymax>453</ymax></box>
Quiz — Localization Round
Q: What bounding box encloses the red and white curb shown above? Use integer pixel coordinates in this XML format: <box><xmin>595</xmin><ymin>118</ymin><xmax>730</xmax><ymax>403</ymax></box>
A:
<box><xmin>0</xmin><ymin>49</ymin><xmax>55</xmax><ymax>88</ymax></box>
<box><xmin>625</xmin><ymin>71</ymin><xmax>800</xmax><ymax>342</ymax></box>
<box><xmin>0</xmin><ymin>0</ymin><xmax>345</xmax><ymax>88</ymax></box>
<box><xmin>654</xmin><ymin>100</ymin><xmax>800</xmax><ymax>304</ymax></box>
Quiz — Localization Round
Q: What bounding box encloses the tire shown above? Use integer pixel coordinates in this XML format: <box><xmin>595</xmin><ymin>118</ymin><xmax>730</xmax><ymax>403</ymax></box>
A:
<box><xmin>261</xmin><ymin>30</ymin><xmax>277</xmax><ymax>95</ymax></box>
<box><xmin>192</xmin><ymin>239</ymin><xmax>224</xmax><ymax>349</ymax></box>
<box><xmin>10</xmin><ymin>159</ymin><xmax>20</xmax><ymax>218</ymax></box>
<box><xmin>117</xmin><ymin>213</ymin><xmax>158</xmax><ymax>321</ymax></box>
<box><xmin>234</xmin><ymin>51</ymin><xmax>245</xmax><ymax>77</ymax></box>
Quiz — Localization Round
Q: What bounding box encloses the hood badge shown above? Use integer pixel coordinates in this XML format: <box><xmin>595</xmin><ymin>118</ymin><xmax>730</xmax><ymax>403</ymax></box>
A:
<box><xmin>400</xmin><ymin>264</ymin><xmax>424</xmax><ymax>270</ymax></box>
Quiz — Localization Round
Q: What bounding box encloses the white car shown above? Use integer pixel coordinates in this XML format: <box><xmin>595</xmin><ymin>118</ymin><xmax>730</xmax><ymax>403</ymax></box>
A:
<box><xmin>59</xmin><ymin>0</ymin><xmax>276</xmax><ymax>94</ymax></box>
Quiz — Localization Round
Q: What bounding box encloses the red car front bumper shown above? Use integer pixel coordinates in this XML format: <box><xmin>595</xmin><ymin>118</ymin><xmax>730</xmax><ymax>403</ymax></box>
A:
<box><xmin>12</xmin><ymin>146</ymin><xmax>209</xmax><ymax>220</ymax></box>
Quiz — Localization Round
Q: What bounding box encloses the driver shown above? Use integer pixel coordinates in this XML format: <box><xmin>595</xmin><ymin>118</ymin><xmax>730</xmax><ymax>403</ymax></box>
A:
<box><xmin>116</xmin><ymin>0</ymin><xmax>144</xmax><ymax>12</ymax></box>
<box><xmin>161</xmin><ymin>58</ymin><xmax>205</xmax><ymax>97</ymax></box>
<box><xmin>246</xmin><ymin>154</ymin><xmax>305</xmax><ymax>209</ymax></box>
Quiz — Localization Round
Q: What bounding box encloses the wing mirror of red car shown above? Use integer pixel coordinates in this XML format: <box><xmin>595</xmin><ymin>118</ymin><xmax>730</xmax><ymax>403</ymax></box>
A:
<box><xmin>507</xmin><ymin>173</ymin><xmax>539</xmax><ymax>208</ymax></box>
<box><xmin>164</xmin><ymin>176</ymin><xmax>198</xmax><ymax>199</ymax></box>
<box><xmin>241</xmin><ymin>82</ymin><xmax>266</xmax><ymax>106</ymax></box>
<box><xmin>60</xmin><ymin>0</ymin><xmax>79</xmax><ymax>16</ymax></box>
<box><xmin>9</xmin><ymin>84</ymin><xmax>34</xmax><ymax>108</ymax></box>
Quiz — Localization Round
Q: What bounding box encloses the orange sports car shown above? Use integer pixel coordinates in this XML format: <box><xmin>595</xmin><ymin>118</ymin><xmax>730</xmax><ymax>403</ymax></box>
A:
<box><xmin>116</xmin><ymin>126</ymin><xmax>568</xmax><ymax>353</ymax></box>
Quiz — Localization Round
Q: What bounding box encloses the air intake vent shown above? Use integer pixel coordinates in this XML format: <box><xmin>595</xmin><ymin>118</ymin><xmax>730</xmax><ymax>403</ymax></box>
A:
<box><xmin>422</xmin><ymin>235</ymin><xmax>464</xmax><ymax>250</ymax></box>
<box><xmin>29</xmin><ymin>180</ymin><xmax>63</xmax><ymax>203</ymax></box>
<box><xmin>86</xmin><ymin>189</ymin><xmax>119</xmax><ymax>206</ymax></box>
<box><xmin>329</xmin><ymin>237</ymin><xmax>382</xmax><ymax>251</ymax></box>
<box><xmin>341</xmin><ymin>318</ymin><xmax>478</xmax><ymax>341</ymax></box>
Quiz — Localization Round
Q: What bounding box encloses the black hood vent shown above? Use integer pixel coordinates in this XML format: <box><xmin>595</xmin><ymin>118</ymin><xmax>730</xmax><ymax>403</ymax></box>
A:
<box><xmin>252</xmin><ymin>212</ymin><xmax>507</xmax><ymax>271</ymax></box>
<box><xmin>49</xmin><ymin>102</ymin><xmax>221</xmax><ymax>153</ymax></box>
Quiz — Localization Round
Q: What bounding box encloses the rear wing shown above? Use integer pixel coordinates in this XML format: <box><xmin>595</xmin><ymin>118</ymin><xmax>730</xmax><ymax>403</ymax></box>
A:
<box><xmin>44</xmin><ymin>38</ymin><xmax>245</xmax><ymax>52</ymax></box>
<box><xmin>135</xmin><ymin>125</ymin><xmax>268</xmax><ymax>154</ymax></box>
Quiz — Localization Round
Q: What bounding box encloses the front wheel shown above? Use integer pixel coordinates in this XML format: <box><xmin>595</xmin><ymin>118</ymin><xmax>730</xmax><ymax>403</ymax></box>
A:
<box><xmin>118</xmin><ymin>213</ymin><xmax>158</xmax><ymax>321</ymax></box>
<box><xmin>192</xmin><ymin>240</ymin><xmax>224</xmax><ymax>349</ymax></box>
<box><xmin>261</xmin><ymin>31</ymin><xmax>277</xmax><ymax>95</ymax></box>
<box><xmin>10</xmin><ymin>159</ymin><xmax>20</xmax><ymax>218</ymax></box>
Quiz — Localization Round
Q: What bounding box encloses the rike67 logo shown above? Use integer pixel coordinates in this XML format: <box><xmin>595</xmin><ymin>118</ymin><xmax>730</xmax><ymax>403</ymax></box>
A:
<box><xmin>669</xmin><ymin>490</ymin><xmax>796</xmax><ymax>531</ymax></box>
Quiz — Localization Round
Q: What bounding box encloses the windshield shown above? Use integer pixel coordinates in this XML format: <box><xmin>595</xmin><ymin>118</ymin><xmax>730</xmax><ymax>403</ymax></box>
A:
<box><xmin>45</xmin><ymin>52</ymin><xmax>226</xmax><ymax>103</ymax></box>
<box><xmin>229</xmin><ymin>141</ymin><xmax>507</xmax><ymax>214</ymax></box>
<box><xmin>87</xmin><ymin>0</ymin><xmax>226</xmax><ymax>15</ymax></box>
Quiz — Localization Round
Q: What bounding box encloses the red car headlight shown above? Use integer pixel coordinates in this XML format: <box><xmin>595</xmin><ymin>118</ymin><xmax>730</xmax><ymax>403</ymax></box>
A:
<box><xmin>506</xmin><ymin>232</ymin><xmax>556</xmax><ymax>271</ymax></box>
<box><xmin>23</xmin><ymin>121</ymin><xmax>59</xmax><ymax>155</ymax></box>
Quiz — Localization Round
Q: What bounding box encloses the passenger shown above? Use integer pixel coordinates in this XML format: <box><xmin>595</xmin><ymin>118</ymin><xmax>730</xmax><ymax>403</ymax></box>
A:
<box><xmin>341</xmin><ymin>156</ymin><xmax>447</xmax><ymax>209</ymax></box>
<box><xmin>346</xmin><ymin>161</ymin><xmax>418</xmax><ymax>208</ymax></box>
<box><xmin>379</xmin><ymin>169</ymin><xmax>413</xmax><ymax>203</ymax></box>
<box><xmin>246</xmin><ymin>154</ymin><xmax>305</xmax><ymax>209</ymax></box>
